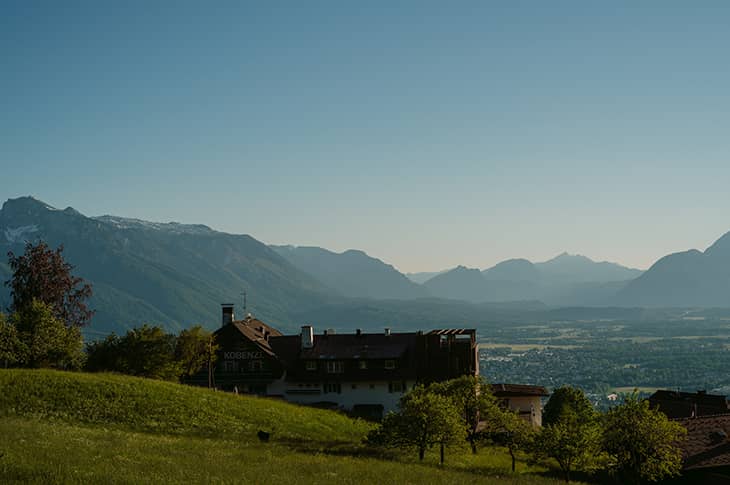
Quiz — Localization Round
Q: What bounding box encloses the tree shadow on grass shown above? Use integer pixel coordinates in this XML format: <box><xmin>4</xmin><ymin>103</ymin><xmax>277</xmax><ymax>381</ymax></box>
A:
<box><xmin>275</xmin><ymin>437</ymin><xmax>579</xmax><ymax>482</ymax></box>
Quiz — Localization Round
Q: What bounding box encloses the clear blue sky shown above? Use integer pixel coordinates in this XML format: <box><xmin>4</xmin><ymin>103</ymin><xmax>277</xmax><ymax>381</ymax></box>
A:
<box><xmin>3</xmin><ymin>1</ymin><xmax>730</xmax><ymax>272</ymax></box>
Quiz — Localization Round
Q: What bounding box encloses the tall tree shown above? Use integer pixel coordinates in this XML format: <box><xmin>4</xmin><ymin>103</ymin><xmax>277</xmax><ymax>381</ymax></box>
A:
<box><xmin>6</xmin><ymin>241</ymin><xmax>93</xmax><ymax>328</ymax></box>
<box><xmin>429</xmin><ymin>375</ymin><xmax>502</xmax><ymax>454</ymax></box>
<box><xmin>368</xmin><ymin>386</ymin><xmax>464</xmax><ymax>463</ymax></box>
<box><xmin>602</xmin><ymin>394</ymin><xmax>686</xmax><ymax>484</ymax></box>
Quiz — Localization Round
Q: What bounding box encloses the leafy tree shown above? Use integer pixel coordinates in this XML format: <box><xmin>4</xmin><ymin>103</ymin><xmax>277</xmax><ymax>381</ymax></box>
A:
<box><xmin>175</xmin><ymin>325</ymin><xmax>218</xmax><ymax>383</ymax></box>
<box><xmin>543</xmin><ymin>385</ymin><xmax>597</xmax><ymax>427</ymax></box>
<box><xmin>5</xmin><ymin>241</ymin><xmax>93</xmax><ymax>328</ymax></box>
<box><xmin>113</xmin><ymin>325</ymin><xmax>180</xmax><ymax>380</ymax></box>
<box><xmin>86</xmin><ymin>324</ymin><xmax>180</xmax><ymax>380</ymax></box>
<box><xmin>491</xmin><ymin>409</ymin><xmax>535</xmax><ymax>473</ymax></box>
<box><xmin>368</xmin><ymin>386</ymin><xmax>464</xmax><ymax>463</ymax></box>
<box><xmin>533</xmin><ymin>386</ymin><xmax>602</xmax><ymax>482</ymax></box>
<box><xmin>85</xmin><ymin>333</ymin><xmax>124</xmax><ymax>373</ymax></box>
<box><xmin>429</xmin><ymin>375</ymin><xmax>502</xmax><ymax>454</ymax></box>
<box><xmin>533</xmin><ymin>413</ymin><xmax>603</xmax><ymax>483</ymax></box>
<box><xmin>11</xmin><ymin>299</ymin><xmax>84</xmax><ymax>369</ymax></box>
<box><xmin>602</xmin><ymin>394</ymin><xmax>686</xmax><ymax>484</ymax></box>
<box><xmin>0</xmin><ymin>312</ymin><xmax>22</xmax><ymax>367</ymax></box>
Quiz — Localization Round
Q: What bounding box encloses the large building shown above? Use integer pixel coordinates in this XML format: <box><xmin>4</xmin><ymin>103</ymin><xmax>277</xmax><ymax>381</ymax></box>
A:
<box><xmin>189</xmin><ymin>305</ymin><xmax>479</xmax><ymax>419</ymax></box>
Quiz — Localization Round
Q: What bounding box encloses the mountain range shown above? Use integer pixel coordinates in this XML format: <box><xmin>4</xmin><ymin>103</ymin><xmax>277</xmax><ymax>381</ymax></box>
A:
<box><xmin>2</xmin><ymin>196</ymin><xmax>730</xmax><ymax>336</ymax></box>
<box><xmin>422</xmin><ymin>254</ymin><xmax>643</xmax><ymax>305</ymax></box>
<box><xmin>270</xmin><ymin>245</ymin><xmax>427</xmax><ymax>300</ymax></box>
<box><xmin>0</xmin><ymin>197</ymin><xmax>333</xmax><ymax>335</ymax></box>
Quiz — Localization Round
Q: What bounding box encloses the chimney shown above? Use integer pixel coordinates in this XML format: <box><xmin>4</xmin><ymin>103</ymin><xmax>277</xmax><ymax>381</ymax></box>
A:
<box><xmin>221</xmin><ymin>304</ymin><xmax>235</xmax><ymax>327</ymax></box>
<box><xmin>301</xmin><ymin>325</ymin><xmax>314</xmax><ymax>349</ymax></box>
<box><xmin>385</xmin><ymin>327</ymin><xmax>391</xmax><ymax>337</ymax></box>
<box><xmin>356</xmin><ymin>328</ymin><xmax>362</xmax><ymax>337</ymax></box>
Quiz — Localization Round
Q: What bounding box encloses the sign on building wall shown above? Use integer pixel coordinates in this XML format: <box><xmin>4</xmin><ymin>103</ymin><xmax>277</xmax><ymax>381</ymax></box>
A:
<box><xmin>224</xmin><ymin>351</ymin><xmax>264</xmax><ymax>360</ymax></box>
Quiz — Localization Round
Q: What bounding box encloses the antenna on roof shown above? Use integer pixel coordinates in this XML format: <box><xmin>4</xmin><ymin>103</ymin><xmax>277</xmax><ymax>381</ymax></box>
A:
<box><xmin>241</xmin><ymin>290</ymin><xmax>248</xmax><ymax>316</ymax></box>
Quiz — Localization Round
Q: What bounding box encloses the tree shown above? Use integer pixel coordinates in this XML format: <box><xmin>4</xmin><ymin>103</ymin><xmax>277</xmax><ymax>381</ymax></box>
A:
<box><xmin>491</xmin><ymin>409</ymin><xmax>535</xmax><ymax>473</ymax></box>
<box><xmin>175</xmin><ymin>325</ymin><xmax>217</xmax><ymax>383</ymax></box>
<box><xmin>85</xmin><ymin>333</ymin><xmax>124</xmax><ymax>373</ymax></box>
<box><xmin>0</xmin><ymin>312</ymin><xmax>22</xmax><ymax>367</ymax></box>
<box><xmin>429</xmin><ymin>375</ymin><xmax>502</xmax><ymax>454</ymax></box>
<box><xmin>11</xmin><ymin>299</ymin><xmax>84</xmax><ymax>369</ymax></box>
<box><xmin>533</xmin><ymin>386</ymin><xmax>602</xmax><ymax>483</ymax></box>
<box><xmin>543</xmin><ymin>385</ymin><xmax>597</xmax><ymax>427</ymax></box>
<box><xmin>86</xmin><ymin>324</ymin><xmax>181</xmax><ymax>380</ymax></box>
<box><xmin>602</xmin><ymin>394</ymin><xmax>686</xmax><ymax>484</ymax></box>
<box><xmin>6</xmin><ymin>241</ymin><xmax>93</xmax><ymax>328</ymax></box>
<box><xmin>368</xmin><ymin>386</ymin><xmax>465</xmax><ymax>464</ymax></box>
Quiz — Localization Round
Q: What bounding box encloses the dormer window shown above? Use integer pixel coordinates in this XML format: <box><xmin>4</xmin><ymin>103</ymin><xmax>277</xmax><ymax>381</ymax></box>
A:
<box><xmin>305</xmin><ymin>361</ymin><xmax>317</xmax><ymax>371</ymax></box>
<box><xmin>384</xmin><ymin>360</ymin><xmax>396</xmax><ymax>370</ymax></box>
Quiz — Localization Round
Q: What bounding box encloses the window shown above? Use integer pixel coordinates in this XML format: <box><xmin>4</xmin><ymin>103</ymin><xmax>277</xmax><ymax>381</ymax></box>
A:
<box><xmin>384</xmin><ymin>360</ymin><xmax>396</xmax><ymax>370</ymax></box>
<box><xmin>388</xmin><ymin>381</ymin><xmax>404</xmax><ymax>393</ymax></box>
<box><xmin>359</xmin><ymin>360</ymin><xmax>368</xmax><ymax>370</ymax></box>
<box><xmin>326</xmin><ymin>361</ymin><xmax>344</xmax><ymax>374</ymax></box>
<box><xmin>324</xmin><ymin>383</ymin><xmax>341</xmax><ymax>394</ymax></box>
<box><xmin>305</xmin><ymin>361</ymin><xmax>317</xmax><ymax>371</ymax></box>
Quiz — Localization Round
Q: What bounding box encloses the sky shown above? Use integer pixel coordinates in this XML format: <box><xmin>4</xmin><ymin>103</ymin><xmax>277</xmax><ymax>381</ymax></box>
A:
<box><xmin>2</xmin><ymin>1</ymin><xmax>730</xmax><ymax>273</ymax></box>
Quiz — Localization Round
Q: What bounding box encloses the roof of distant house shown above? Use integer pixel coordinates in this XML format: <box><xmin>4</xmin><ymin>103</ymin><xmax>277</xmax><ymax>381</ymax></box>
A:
<box><xmin>649</xmin><ymin>390</ymin><xmax>730</xmax><ymax>419</ymax></box>
<box><xmin>676</xmin><ymin>414</ymin><xmax>730</xmax><ymax>470</ymax></box>
<box><xmin>491</xmin><ymin>383</ymin><xmax>549</xmax><ymax>397</ymax></box>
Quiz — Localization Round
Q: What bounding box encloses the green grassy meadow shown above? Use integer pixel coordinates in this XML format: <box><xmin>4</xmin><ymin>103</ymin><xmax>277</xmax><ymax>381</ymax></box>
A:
<box><xmin>0</xmin><ymin>370</ymin><xmax>569</xmax><ymax>484</ymax></box>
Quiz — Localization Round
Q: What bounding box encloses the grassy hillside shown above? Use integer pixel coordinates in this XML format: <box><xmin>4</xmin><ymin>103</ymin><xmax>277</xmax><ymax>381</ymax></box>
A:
<box><xmin>0</xmin><ymin>370</ymin><xmax>570</xmax><ymax>484</ymax></box>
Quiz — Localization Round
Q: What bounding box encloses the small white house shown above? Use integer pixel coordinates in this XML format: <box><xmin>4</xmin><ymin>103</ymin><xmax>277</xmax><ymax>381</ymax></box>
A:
<box><xmin>492</xmin><ymin>383</ymin><xmax>549</xmax><ymax>427</ymax></box>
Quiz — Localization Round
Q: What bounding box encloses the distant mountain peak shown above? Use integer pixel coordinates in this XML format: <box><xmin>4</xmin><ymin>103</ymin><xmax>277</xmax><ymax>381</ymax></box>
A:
<box><xmin>545</xmin><ymin>252</ymin><xmax>593</xmax><ymax>264</ymax></box>
<box><xmin>2</xmin><ymin>195</ymin><xmax>60</xmax><ymax>213</ymax></box>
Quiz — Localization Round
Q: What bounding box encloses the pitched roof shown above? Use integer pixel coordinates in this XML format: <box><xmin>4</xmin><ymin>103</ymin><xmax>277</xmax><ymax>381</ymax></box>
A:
<box><xmin>217</xmin><ymin>316</ymin><xmax>282</xmax><ymax>358</ymax></box>
<box><xmin>676</xmin><ymin>414</ymin><xmax>730</xmax><ymax>470</ymax></box>
<box><xmin>491</xmin><ymin>383</ymin><xmax>549</xmax><ymax>397</ymax></box>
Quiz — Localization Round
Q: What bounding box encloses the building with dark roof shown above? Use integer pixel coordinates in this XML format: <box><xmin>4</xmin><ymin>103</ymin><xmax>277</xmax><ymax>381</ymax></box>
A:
<box><xmin>678</xmin><ymin>414</ymin><xmax>730</xmax><ymax>472</ymax></box>
<box><xmin>189</xmin><ymin>305</ymin><xmax>479</xmax><ymax>419</ymax></box>
<box><xmin>649</xmin><ymin>390</ymin><xmax>730</xmax><ymax>419</ymax></box>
